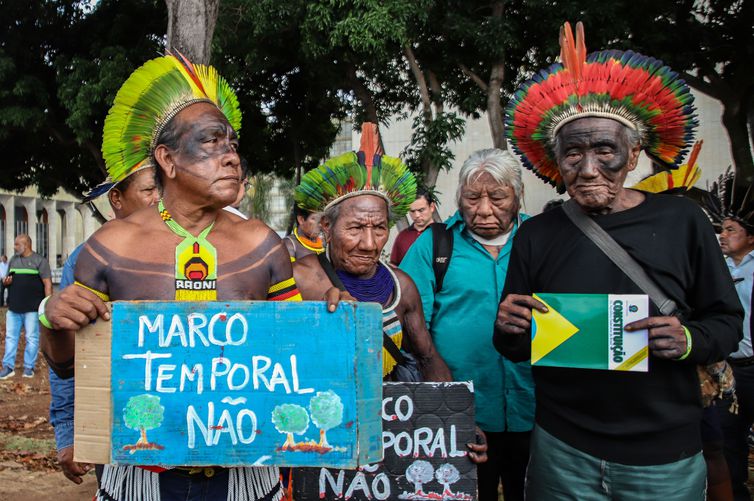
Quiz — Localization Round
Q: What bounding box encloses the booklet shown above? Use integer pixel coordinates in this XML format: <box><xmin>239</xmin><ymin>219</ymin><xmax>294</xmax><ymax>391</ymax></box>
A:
<box><xmin>531</xmin><ymin>293</ymin><xmax>649</xmax><ymax>372</ymax></box>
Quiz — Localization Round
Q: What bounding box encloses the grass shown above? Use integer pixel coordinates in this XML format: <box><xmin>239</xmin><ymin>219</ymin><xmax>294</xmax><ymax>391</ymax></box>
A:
<box><xmin>0</xmin><ymin>432</ymin><xmax>54</xmax><ymax>455</ymax></box>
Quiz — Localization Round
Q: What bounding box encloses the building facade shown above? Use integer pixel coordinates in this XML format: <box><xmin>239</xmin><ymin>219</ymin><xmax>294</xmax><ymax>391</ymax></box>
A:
<box><xmin>0</xmin><ymin>187</ymin><xmax>99</xmax><ymax>280</ymax></box>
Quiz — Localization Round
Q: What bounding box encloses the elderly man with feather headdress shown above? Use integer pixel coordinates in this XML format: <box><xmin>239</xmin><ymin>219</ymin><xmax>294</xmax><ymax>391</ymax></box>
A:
<box><xmin>292</xmin><ymin>124</ymin><xmax>488</xmax><ymax>463</ymax></box>
<box><xmin>39</xmin><ymin>53</ymin><xmax>345</xmax><ymax>501</ymax></box>
<box><xmin>493</xmin><ymin>22</ymin><xmax>742</xmax><ymax>499</ymax></box>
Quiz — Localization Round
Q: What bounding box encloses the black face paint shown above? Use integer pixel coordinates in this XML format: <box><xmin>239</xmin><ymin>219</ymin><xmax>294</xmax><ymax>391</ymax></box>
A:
<box><xmin>178</xmin><ymin>120</ymin><xmax>239</xmax><ymax>164</ymax></box>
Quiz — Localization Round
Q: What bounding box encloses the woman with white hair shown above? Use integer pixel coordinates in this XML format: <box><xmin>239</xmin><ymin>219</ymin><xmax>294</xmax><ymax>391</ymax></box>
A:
<box><xmin>400</xmin><ymin>148</ymin><xmax>534</xmax><ymax>501</ymax></box>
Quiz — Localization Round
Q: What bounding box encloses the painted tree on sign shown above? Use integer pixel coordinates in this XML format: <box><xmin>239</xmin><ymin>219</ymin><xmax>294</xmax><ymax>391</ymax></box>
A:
<box><xmin>272</xmin><ymin>403</ymin><xmax>310</xmax><ymax>450</ymax></box>
<box><xmin>123</xmin><ymin>394</ymin><xmax>164</xmax><ymax>449</ymax></box>
<box><xmin>309</xmin><ymin>390</ymin><xmax>343</xmax><ymax>449</ymax></box>
<box><xmin>405</xmin><ymin>460</ymin><xmax>434</xmax><ymax>496</ymax></box>
<box><xmin>435</xmin><ymin>463</ymin><xmax>461</xmax><ymax>496</ymax></box>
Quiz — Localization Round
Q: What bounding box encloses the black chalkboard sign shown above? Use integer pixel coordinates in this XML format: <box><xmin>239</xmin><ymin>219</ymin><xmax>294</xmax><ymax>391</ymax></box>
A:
<box><xmin>293</xmin><ymin>382</ymin><xmax>477</xmax><ymax>500</ymax></box>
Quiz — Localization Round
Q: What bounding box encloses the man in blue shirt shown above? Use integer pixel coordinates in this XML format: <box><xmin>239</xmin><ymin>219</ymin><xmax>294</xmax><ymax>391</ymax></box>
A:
<box><xmin>400</xmin><ymin>149</ymin><xmax>534</xmax><ymax>501</ymax></box>
<box><xmin>717</xmin><ymin>215</ymin><xmax>754</xmax><ymax>500</ymax></box>
<box><xmin>48</xmin><ymin>165</ymin><xmax>158</xmax><ymax>485</ymax></box>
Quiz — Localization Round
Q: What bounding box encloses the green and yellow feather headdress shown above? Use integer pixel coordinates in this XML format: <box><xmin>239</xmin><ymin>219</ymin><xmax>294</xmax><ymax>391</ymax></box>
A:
<box><xmin>101</xmin><ymin>52</ymin><xmax>242</xmax><ymax>187</ymax></box>
<box><xmin>295</xmin><ymin>123</ymin><xmax>416</xmax><ymax>223</ymax></box>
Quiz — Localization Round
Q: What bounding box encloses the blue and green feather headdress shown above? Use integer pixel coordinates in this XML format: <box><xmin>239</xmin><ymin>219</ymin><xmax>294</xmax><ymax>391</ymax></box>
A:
<box><xmin>295</xmin><ymin>123</ymin><xmax>416</xmax><ymax>223</ymax></box>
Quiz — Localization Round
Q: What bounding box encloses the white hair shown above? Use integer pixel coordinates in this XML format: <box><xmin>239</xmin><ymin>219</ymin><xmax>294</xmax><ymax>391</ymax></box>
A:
<box><xmin>456</xmin><ymin>148</ymin><xmax>523</xmax><ymax>206</ymax></box>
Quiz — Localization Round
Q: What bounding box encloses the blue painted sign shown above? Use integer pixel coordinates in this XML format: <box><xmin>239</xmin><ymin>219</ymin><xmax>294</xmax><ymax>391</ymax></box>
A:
<box><xmin>109</xmin><ymin>301</ymin><xmax>383</xmax><ymax>468</ymax></box>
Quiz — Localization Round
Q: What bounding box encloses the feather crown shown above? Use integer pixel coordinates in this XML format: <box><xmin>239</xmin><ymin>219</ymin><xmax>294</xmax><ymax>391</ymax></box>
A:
<box><xmin>294</xmin><ymin>123</ymin><xmax>417</xmax><ymax>223</ymax></box>
<box><xmin>700</xmin><ymin>167</ymin><xmax>754</xmax><ymax>233</ymax></box>
<box><xmin>506</xmin><ymin>21</ymin><xmax>698</xmax><ymax>193</ymax></box>
<box><xmin>101</xmin><ymin>52</ymin><xmax>242</xmax><ymax>186</ymax></box>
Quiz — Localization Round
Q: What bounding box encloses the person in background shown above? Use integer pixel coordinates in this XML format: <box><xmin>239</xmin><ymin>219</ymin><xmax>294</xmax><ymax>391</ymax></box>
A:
<box><xmin>0</xmin><ymin>235</ymin><xmax>52</xmax><ymax>379</ymax></box>
<box><xmin>0</xmin><ymin>255</ymin><xmax>8</xmax><ymax>307</ymax></box>
<box><xmin>284</xmin><ymin>204</ymin><xmax>324</xmax><ymax>261</ymax></box>
<box><xmin>701</xmin><ymin>170</ymin><xmax>754</xmax><ymax>501</ymax></box>
<box><xmin>49</xmin><ymin>164</ymin><xmax>158</xmax><ymax>485</ymax></box>
<box><xmin>400</xmin><ymin>149</ymin><xmax>533</xmax><ymax>501</ymax></box>
<box><xmin>390</xmin><ymin>187</ymin><xmax>436</xmax><ymax>266</ymax></box>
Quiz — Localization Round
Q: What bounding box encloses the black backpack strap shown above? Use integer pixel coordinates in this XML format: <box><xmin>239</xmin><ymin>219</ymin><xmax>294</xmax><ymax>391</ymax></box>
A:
<box><xmin>382</xmin><ymin>331</ymin><xmax>407</xmax><ymax>365</ymax></box>
<box><xmin>431</xmin><ymin>223</ymin><xmax>454</xmax><ymax>293</ymax></box>
<box><xmin>316</xmin><ymin>253</ymin><xmax>346</xmax><ymax>291</ymax></box>
<box><xmin>317</xmin><ymin>252</ymin><xmax>406</xmax><ymax>364</ymax></box>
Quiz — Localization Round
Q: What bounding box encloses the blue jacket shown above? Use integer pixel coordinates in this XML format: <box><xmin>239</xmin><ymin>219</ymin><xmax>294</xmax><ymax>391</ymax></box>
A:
<box><xmin>49</xmin><ymin>243</ymin><xmax>83</xmax><ymax>451</ymax></box>
<box><xmin>400</xmin><ymin>211</ymin><xmax>535</xmax><ymax>432</ymax></box>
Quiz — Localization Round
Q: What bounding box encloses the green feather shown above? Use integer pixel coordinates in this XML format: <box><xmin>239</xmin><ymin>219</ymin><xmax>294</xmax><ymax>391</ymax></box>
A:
<box><xmin>102</xmin><ymin>55</ymin><xmax>242</xmax><ymax>184</ymax></box>
<box><xmin>295</xmin><ymin>151</ymin><xmax>416</xmax><ymax>223</ymax></box>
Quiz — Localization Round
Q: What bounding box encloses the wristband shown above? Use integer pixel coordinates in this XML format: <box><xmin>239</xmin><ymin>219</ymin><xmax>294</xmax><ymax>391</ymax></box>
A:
<box><xmin>676</xmin><ymin>325</ymin><xmax>692</xmax><ymax>361</ymax></box>
<box><xmin>38</xmin><ymin>296</ymin><xmax>53</xmax><ymax>329</ymax></box>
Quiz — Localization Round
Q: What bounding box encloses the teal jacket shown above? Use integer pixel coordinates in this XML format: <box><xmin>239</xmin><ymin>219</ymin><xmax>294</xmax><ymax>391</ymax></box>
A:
<box><xmin>400</xmin><ymin>211</ymin><xmax>535</xmax><ymax>432</ymax></box>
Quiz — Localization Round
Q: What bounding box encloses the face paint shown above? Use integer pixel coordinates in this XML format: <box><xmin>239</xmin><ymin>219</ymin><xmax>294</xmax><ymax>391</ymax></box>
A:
<box><xmin>555</xmin><ymin>117</ymin><xmax>639</xmax><ymax>212</ymax></box>
<box><xmin>178</xmin><ymin>120</ymin><xmax>239</xmax><ymax>164</ymax></box>
<box><xmin>164</xmin><ymin>102</ymin><xmax>242</xmax><ymax>206</ymax></box>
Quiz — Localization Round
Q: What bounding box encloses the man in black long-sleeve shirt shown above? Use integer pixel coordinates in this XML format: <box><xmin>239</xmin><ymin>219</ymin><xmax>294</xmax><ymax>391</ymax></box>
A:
<box><xmin>496</xmin><ymin>22</ymin><xmax>743</xmax><ymax>500</ymax></box>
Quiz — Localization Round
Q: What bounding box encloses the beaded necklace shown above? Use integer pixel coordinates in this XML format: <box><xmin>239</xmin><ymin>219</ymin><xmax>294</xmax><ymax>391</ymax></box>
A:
<box><xmin>335</xmin><ymin>262</ymin><xmax>394</xmax><ymax>305</ymax></box>
<box><xmin>158</xmin><ymin>199</ymin><xmax>218</xmax><ymax>300</ymax></box>
<box><xmin>293</xmin><ymin>227</ymin><xmax>324</xmax><ymax>253</ymax></box>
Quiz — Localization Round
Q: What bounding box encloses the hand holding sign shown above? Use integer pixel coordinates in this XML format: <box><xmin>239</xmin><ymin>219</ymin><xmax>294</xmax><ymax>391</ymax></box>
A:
<box><xmin>46</xmin><ymin>284</ymin><xmax>110</xmax><ymax>331</ymax></box>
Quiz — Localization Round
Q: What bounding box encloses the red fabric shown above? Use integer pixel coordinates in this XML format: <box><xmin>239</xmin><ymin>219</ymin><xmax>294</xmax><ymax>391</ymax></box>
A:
<box><xmin>390</xmin><ymin>225</ymin><xmax>423</xmax><ymax>265</ymax></box>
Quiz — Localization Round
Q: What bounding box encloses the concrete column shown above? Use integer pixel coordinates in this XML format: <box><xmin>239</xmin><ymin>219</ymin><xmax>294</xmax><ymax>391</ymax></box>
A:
<box><xmin>81</xmin><ymin>205</ymin><xmax>98</xmax><ymax>240</ymax></box>
<box><xmin>0</xmin><ymin>195</ymin><xmax>12</xmax><ymax>258</ymax></box>
<box><xmin>21</xmin><ymin>198</ymin><xmax>37</xmax><ymax>240</ymax></box>
<box><xmin>43</xmin><ymin>201</ymin><xmax>58</xmax><ymax>271</ymax></box>
<box><xmin>62</xmin><ymin>205</ymin><xmax>78</xmax><ymax>259</ymax></box>
<box><xmin>4</xmin><ymin>200</ymin><xmax>14</xmax><ymax>258</ymax></box>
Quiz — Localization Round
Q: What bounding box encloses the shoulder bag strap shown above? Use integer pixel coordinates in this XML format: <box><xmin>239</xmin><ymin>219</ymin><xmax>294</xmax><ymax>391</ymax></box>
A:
<box><xmin>562</xmin><ymin>199</ymin><xmax>678</xmax><ymax>316</ymax></box>
<box><xmin>316</xmin><ymin>252</ymin><xmax>407</xmax><ymax>364</ymax></box>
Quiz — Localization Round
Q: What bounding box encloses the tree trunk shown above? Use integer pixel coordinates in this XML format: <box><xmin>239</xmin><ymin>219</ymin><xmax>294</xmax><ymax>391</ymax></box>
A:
<box><xmin>404</xmin><ymin>44</ymin><xmax>441</xmax><ymax>186</ymax></box>
<box><xmin>346</xmin><ymin>64</ymin><xmax>379</xmax><ymax>123</ymax></box>
<box><xmin>283</xmin><ymin>432</ymin><xmax>294</xmax><ymax>450</ymax></box>
<box><xmin>488</xmin><ymin>62</ymin><xmax>505</xmax><ymax>149</ymax></box>
<box><xmin>721</xmin><ymin>99</ymin><xmax>754</xmax><ymax>183</ymax></box>
<box><xmin>487</xmin><ymin>1</ymin><xmax>506</xmax><ymax>150</ymax></box>
<box><xmin>140</xmin><ymin>427</ymin><xmax>148</xmax><ymax>444</ymax></box>
<box><xmin>165</xmin><ymin>0</ymin><xmax>220</xmax><ymax>65</ymax></box>
<box><xmin>319</xmin><ymin>428</ymin><xmax>329</xmax><ymax>448</ymax></box>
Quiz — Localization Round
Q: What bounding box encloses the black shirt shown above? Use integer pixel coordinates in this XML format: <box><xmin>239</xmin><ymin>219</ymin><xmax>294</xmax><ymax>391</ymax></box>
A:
<box><xmin>494</xmin><ymin>193</ymin><xmax>743</xmax><ymax>465</ymax></box>
<box><xmin>7</xmin><ymin>252</ymin><xmax>50</xmax><ymax>313</ymax></box>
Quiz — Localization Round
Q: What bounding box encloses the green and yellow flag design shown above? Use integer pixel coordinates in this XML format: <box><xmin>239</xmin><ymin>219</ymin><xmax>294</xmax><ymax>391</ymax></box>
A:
<box><xmin>531</xmin><ymin>293</ymin><xmax>649</xmax><ymax>372</ymax></box>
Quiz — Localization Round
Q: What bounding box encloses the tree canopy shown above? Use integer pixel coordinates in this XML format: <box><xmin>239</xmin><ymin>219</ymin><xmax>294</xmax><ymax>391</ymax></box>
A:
<box><xmin>0</xmin><ymin>0</ymin><xmax>166</xmax><ymax>197</ymax></box>
<box><xmin>1</xmin><ymin>0</ymin><xmax>750</xmax><ymax>195</ymax></box>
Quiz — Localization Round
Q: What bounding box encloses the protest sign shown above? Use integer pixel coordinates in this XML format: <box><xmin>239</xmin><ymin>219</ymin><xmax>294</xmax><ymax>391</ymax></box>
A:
<box><xmin>294</xmin><ymin>382</ymin><xmax>477</xmax><ymax>501</ymax></box>
<box><xmin>531</xmin><ymin>293</ymin><xmax>649</xmax><ymax>371</ymax></box>
<box><xmin>74</xmin><ymin>301</ymin><xmax>383</xmax><ymax>468</ymax></box>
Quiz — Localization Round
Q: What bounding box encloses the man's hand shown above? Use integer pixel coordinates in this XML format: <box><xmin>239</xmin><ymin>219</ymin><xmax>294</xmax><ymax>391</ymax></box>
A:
<box><xmin>624</xmin><ymin>315</ymin><xmax>687</xmax><ymax>359</ymax></box>
<box><xmin>323</xmin><ymin>287</ymin><xmax>355</xmax><ymax>312</ymax></box>
<box><xmin>495</xmin><ymin>294</ymin><xmax>548</xmax><ymax>335</ymax></box>
<box><xmin>467</xmin><ymin>427</ymin><xmax>488</xmax><ymax>464</ymax></box>
<box><xmin>57</xmin><ymin>447</ymin><xmax>92</xmax><ymax>484</ymax></box>
<box><xmin>46</xmin><ymin>285</ymin><xmax>110</xmax><ymax>331</ymax></box>
<box><xmin>3</xmin><ymin>275</ymin><xmax>11</xmax><ymax>286</ymax></box>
